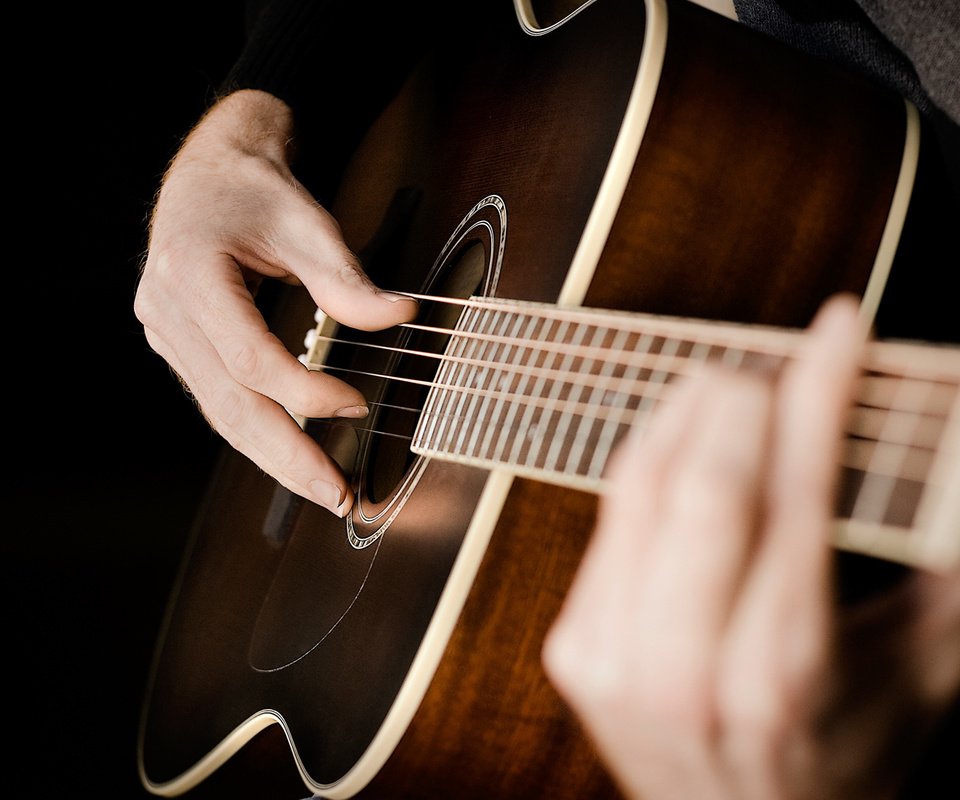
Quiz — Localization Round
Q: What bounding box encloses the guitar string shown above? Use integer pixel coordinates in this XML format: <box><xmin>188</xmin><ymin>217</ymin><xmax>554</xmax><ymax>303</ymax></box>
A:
<box><xmin>299</xmin><ymin>295</ymin><xmax>957</xmax><ymax>486</ymax></box>
<box><xmin>396</xmin><ymin>292</ymin><xmax>960</xmax><ymax>381</ymax></box>
<box><xmin>850</xmin><ymin>374</ymin><xmax>937</xmax><ymax>525</ymax></box>
<box><xmin>305</xmin><ymin>328</ymin><xmax>956</xmax><ymax>451</ymax></box>
<box><xmin>308</xmin><ymin>356</ymin><xmax>947</xmax><ymax>486</ymax></box>
<box><xmin>317</xmin><ymin>331</ymin><xmax>956</xmax><ymax>451</ymax></box>
<box><xmin>392</xmin><ymin>319</ymin><xmax>960</xmax><ymax>415</ymax></box>
<box><xmin>309</xmin><ymin>293</ymin><xmax>960</xmax><ymax>416</ymax></box>
<box><xmin>314</xmin><ymin>405</ymin><xmax>934</xmax><ymax>504</ymax></box>
<box><xmin>308</xmin><ymin>329</ymin><xmax>960</xmax><ymax>428</ymax></box>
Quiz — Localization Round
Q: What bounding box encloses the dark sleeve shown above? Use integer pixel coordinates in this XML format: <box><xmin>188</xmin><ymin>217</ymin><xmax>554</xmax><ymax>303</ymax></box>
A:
<box><xmin>731</xmin><ymin>0</ymin><xmax>938</xmax><ymax>117</ymax></box>
<box><xmin>220</xmin><ymin>0</ymin><xmax>442</xmax><ymax>200</ymax></box>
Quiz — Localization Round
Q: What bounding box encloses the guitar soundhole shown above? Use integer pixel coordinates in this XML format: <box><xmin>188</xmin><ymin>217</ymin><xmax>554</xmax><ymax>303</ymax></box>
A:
<box><xmin>365</xmin><ymin>241</ymin><xmax>488</xmax><ymax>504</ymax></box>
<box><xmin>347</xmin><ymin>194</ymin><xmax>506</xmax><ymax>544</ymax></box>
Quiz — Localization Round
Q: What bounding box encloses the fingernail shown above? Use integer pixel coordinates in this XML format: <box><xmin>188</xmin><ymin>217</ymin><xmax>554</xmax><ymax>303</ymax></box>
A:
<box><xmin>379</xmin><ymin>291</ymin><xmax>418</xmax><ymax>304</ymax></box>
<box><xmin>309</xmin><ymin>479</ymin><xmax>343</xmax><ymax>513</ymax></box>
<box><xmin>335</xmin><ymin>405</ymin><xmax>368</xmax><ymax>419</ymax></box>
<box><xmin>334</xmin><ymin>493</ymin><xmax>354</xmax><ymax>518</ymax></box>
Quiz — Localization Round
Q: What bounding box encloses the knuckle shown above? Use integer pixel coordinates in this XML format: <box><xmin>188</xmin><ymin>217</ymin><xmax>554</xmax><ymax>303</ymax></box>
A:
<box><xmin>718</xmin><ymin>670</ymin><xmax>802</xmax><ymax>748</ymax></box>
<box><xmin>269</xmin><ymin>432</ymin><xmax>305</xmax><ymax>476</ymax></box>
<box><xmin>674</xmin><ymin>455</ymin><xmax>759</xmax><ymax>508</ymax></box>
<box><xmin>769</xmin><ymin>473</ymin><xmax>829</xmax><ymax>522</ymax></box>
<box><xmin>543</xmin><ymin>619</ymin><xmax>628</xmax><ymax>712</ymax></box>
<box><xmin>545</xmin><ymin>617</ymin><xmax>717</xmax><ymax>740</ymax></box>
<box><xmin>724</xmin><ymin>688</ymin><xmax>784</xmax><ymax>734</ymax></box>
<box><xmin>133</xmin><ymin>272</ymin><xmax>167</xmax><ymax>329</ymax></box>
<box><xmin>227</xmin><ymin>341</ymin><xmax>261</xmax><ymax>384</ymax></box>
<box><xmin>150</xmin><ymin>247</ymin><xmax>189</xmax><ymax>286</ymax></box>
<box><xmin>332</xmin><ymin>251</ymin><xmax>371</xmax><ymax>289</ymax></box>
<box><xmin>211</xmin><ymin>384</ymin><xmax>249</xmax><ymax>432</ymax></box>
<box><xmin>637</xmin><ymin>665</ymin><xmax>716</xmax><ymax>738</ymax></box>
<box><xmin>665</xmin><ymin>466</ymin><xmax>747</xmax><ymax>528</ymax></box>
<box><xmin>135</xmin><ymin>251</ymin><xmax>191</xmax><ymax>326</ymax></box>
<box><xmin>133</xmin><ymin>289</ymin><xmax>159</xmax><ymax>330</ymax></box>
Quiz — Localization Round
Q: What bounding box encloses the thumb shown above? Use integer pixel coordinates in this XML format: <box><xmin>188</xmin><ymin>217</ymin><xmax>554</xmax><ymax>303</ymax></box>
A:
<box><xmin>275</xmin><ymin>196</ymin><xmax>420</xmax><ymax>330</ymax></box>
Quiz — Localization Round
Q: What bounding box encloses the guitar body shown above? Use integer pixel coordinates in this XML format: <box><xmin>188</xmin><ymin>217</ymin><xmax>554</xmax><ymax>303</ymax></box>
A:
<box><xmin>139</xmin><ymin>1</ymin><xmax>951</xmax><ymax>797</ymax></box>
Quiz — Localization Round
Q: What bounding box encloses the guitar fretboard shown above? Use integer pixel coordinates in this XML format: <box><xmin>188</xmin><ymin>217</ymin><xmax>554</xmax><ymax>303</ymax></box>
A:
<box><xmin>411</xmin><ymin>297</ymin><xmax>960</xmax><ymax>571</ymax></box>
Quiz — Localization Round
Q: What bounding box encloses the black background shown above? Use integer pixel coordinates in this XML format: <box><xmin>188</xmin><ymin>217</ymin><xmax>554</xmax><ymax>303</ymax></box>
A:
<box><xmin>10</xmin><ymin>5</ymin><xmax>244</xmax><ymax>796</ymax></box>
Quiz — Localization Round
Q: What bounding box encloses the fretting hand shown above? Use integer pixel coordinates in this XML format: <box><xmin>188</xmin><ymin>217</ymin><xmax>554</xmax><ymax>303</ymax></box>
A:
<box><xmin>543</xmin><ymin>295</ymin><xmax>960</xmax><ymax>800</ymax></box>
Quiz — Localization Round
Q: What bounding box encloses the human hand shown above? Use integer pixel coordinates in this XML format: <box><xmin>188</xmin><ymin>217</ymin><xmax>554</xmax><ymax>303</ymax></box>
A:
<box><xmin>135</xmin><ymin>89</ymin><xmax>418</xmax><ymax>515</ymax></box>
<box><xmin>542</xmin><ymin>295</ymin><xmax>960</xmax><ymax>800</ymax></box>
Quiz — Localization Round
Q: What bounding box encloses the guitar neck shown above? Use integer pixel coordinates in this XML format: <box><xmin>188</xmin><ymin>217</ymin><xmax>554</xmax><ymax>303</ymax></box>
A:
<box><xmin>411</xmin><ymin>296</ymin><xmax>960</xmax><ymax>571</ymax></box>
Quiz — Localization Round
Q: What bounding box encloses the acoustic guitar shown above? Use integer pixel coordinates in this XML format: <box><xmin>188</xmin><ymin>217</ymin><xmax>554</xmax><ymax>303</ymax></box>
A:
<box><xmin>138</xmin><ymin>0</ymin><xmax>960</xmax><ymax>797</ymax></box>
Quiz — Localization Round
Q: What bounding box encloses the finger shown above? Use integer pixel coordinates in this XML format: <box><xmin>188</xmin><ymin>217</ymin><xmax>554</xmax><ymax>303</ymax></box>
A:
<box><xmin>186</xmin><ymin>251</ymin><xmax>372</xmax><ymax>419</ymax></box>
<box><xmin>717</xmin><ymin>294</ymin><xmax>864</xmax><ymax>797</ymax></box>
<box><xmin>271</xmin><ymin>195</ymin><xmax>420</xmax><ymax>330</ymax></box>
<box><xmin>548</xmin><ymin>370</ymin><xmax>709</xmax><ymax>676</ymax></box>
<box><xmin>633</xmin><ymin>368</ymin><xmax>774</xmax><ymax>715</ymax></box>
<box><xmin>544</xmin><ymin>371</ymin><xmax>744</xmax><ymax>800</ymax></box>
<box><xmin>143</xmin><ymin>313</ymin><xmax>354</xmax><ymax>516</ymax></box>
<box><xmin>766</xmin><ymin>293</ymin><xmax>864</xmax><ymax>576</ymax></box>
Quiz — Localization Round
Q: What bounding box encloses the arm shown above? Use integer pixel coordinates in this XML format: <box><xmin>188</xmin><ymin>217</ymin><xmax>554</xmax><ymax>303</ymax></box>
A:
<box><xmin>543</xmin><ymin>294</ymin><xmax>960</xmax><ymax>799</ymax></box>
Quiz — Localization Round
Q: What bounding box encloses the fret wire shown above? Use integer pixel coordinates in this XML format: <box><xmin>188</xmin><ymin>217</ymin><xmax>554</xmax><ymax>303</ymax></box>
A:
<box><xmin>849</xmin><ymin>406</ymin><xmax>946</xmax><ymax>450</ymax></box>
<box><xmin>544</xmin><ymin>322</ymin><xmax>608</xmax><ymax>473</ymax></box>
<box><xmin>489</xmin><ymin>311</ymin><xmax>547</xmax><ymax>465</ymax></box>
<box><xmin>477</xmin><ymin>310</ymin><xmax>529</xmax><ymax>461</ymax></box>
<box><xmin>324</xmin><ymin>356</ymin><xmax>954</xmax><ymax>454</ymax></box>
<box><xmin>532</xmin><ymin>318</ymin><xmax>593</xmax><ymax>471</ymax></box>
<box><xmin>849</xmin><ymin>377</ymin><xmax>935</xmax><ymax>525</ymax></box>
<box><xmin>506</xmin><ymin>320</ymin><xmax>570</xmax><ymax>464</ymax></box>
<box><xmin>507</xmin><ymin>316</ymin><xmax>571</xmax><ymax>468</ymax></box>
<box><xmin>453</xmin><ymin>307</ymin><xmax>493</xmax><ymax>458</ymax></box>
<box><xmin>721</xmin><ymin>344</ymin><xmax>747</xmax><ymax>368</ymax></box>
<box><xmin>415</xmin><ymin>401</ymin><xmax>941</xmax><ymax>489</ymax></box>
<box><xmin>843</xmin><ymin>439</ymin><xmax>935</xmax><ymax>483</ymax></box>
<box><xmin>587</xmin><ymin>329</ymin><xmax>656</xmax><ymax>478</ymax></box>
<box><xmin>420</xmin><ymin>305</ymin><xmax>466</xmax><ymax>451</ymax></box>
<box><xmin>526</xmin><ymin>317</ymin><xmax>582</xmax><ymax>470</ymax></box>
<box><xmin>566</xmin><ymin>328</ymin><xmax>632</xmax><ymax>475</ymax></box>
<box><xmin>859</xmin><ymin>376</ymin><xmax>956</xmax><ymax>415</ymax></box>
<box><xmin>400</xmin><ymin>320</ymin><xmax>794</xmax><ymax>380</ymax></box>
<box><xmin>636</xmin><ymin>334</ymin><xmax>682</xmax><ymax>425</ymax></box>
<box><xmin>567</xmin><ymin>324</ymin><xmax>632</xmax><ymax>477</ymax></box>
<box><xmin>314</xmin><ymin>306</ymin><xmax>959</xmax><ymax>470</ymax></box>
<box><xmin>423</xmin><ymin>304</ymin><xmax>479</xmax><ymax>453</ymax></box>
<box><xmin>464</xmin><ymin>309</ymin><xmax>516</xmax><ymax>460</ymax></box>
<box><xmin>449</xmin><ymin>307</ymin><xmax>498</xmax><ymax>457</ymax></box>
<box><xmin>411</xmin><ymin>391</ymin><xmax>950</xmax><ymax>493</ymax></box>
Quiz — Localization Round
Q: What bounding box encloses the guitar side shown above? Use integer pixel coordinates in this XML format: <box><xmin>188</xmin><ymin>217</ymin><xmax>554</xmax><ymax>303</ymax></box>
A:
<box><xmin>138</xmin><ymin>1</ymin><xmax>936</xmax><ymax>797</ymax></box>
